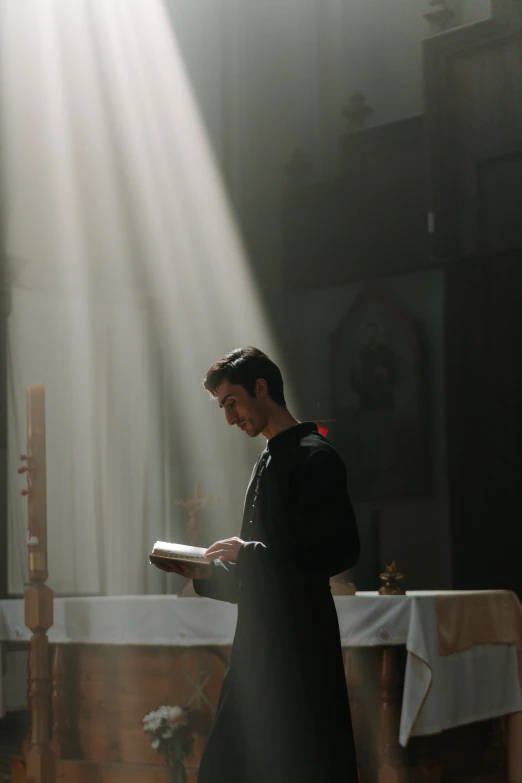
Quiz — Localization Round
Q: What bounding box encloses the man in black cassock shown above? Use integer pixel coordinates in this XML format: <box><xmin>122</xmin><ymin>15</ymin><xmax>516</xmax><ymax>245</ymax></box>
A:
<box><xmin>156</xmin><ymin>346</ymin><xmax>360</xmax><ymax>783</ymax></box>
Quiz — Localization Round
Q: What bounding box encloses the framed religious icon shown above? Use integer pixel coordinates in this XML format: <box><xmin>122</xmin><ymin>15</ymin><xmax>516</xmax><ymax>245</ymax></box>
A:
<box><xmin>329</xmin><ymin>285</ymin><xmax>428</xmax><ymax>501</ymax></box>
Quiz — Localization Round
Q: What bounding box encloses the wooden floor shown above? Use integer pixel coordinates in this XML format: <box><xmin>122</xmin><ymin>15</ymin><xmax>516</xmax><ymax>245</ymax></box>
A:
<box><xmin>56</xmin><ymin>760</ymin><xmax>198</xmax><ymax>783</ymax></box>
<box><xmin>10</xmin><ymin>758</ymin><xmax>198</xmax><ymax>783</ymax></box>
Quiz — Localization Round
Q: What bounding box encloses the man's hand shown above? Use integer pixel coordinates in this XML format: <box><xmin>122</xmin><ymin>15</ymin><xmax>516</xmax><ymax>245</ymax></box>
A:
<box><xmin>205</xmin><ymin>537</ymin><xmax>244</xmax><ymax>563</ymax></box>
<box><xmin>153</xmin><ymin>561</ymin><xmax>211</xmax><ymax>580</ymax></box>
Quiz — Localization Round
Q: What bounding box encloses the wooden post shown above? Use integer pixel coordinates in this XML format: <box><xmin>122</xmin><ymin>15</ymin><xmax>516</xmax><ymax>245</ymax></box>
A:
<box><xmin>21</xmin><ymin>645</ymin><xmax>32</xmax><ymax>756</ymax></box>
<box><xmin>344</xmin><ymin>648</ymin><xmax>368</xmax><ymax>781</ymax></box>
<box><xmin>50</xmin><ymin>645</ymin><xmax>73</xmax><ymax>759</ymax></box>
<box><xmin>378</xmin><ymin>646</ymin><xmax>407</xmax><ymax>783</ymax></box>
<box><xmin>20</xmin><ymin>385</ymin><xmax>56</xmax><ymax>783</ymax></box>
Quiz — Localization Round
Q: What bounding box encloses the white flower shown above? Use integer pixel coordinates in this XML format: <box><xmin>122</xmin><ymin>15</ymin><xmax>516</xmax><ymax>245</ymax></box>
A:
<box><xmin>143</xmin><ymin>705</ymin><xmax>187</xmax><ymax>739</ymax></box>
<box><xmin>143</xmin><ymin>714</ymin><xmax>161</xmax><ymax>733</ymax></box>
<box><xmin>143</xmin><ymin>709</ymin><xmax>163</xmax><ymax>730</ymax></box>
<box><xmin>164</xmin><ymin>706</ymin><xmax>186</xmax><ymax>730</ymax></box>
<box><xmin>151</xmin><ymin>738</ymin><xmax>160</xmax><ymax>750</ymax></box>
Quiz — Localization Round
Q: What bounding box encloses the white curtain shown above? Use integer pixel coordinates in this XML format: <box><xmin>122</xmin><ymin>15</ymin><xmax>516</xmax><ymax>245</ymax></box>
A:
<box><xmin>7</xmin><ymin>284</ymin><xmax>161</xmax><ymax>596</ymax></box>
<box><xmin>1</xmin><ymin>0</ymin><xmax>275</xmax><ymax>596</ymax></box>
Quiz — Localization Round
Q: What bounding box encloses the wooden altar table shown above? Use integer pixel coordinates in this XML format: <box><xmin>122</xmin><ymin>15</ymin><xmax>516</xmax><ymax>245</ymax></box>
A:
<box><xmin>1</xmin><ymin>590</ymin><xmax>521</xmax><ymax>783</ymax></box>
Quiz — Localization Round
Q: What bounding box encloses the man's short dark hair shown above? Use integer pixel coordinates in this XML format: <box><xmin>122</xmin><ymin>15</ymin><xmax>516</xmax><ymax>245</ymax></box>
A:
<box><xmin>203</xmin><ymin>347</ymin><xmax>286</xmax><ymax>407</ymax></box>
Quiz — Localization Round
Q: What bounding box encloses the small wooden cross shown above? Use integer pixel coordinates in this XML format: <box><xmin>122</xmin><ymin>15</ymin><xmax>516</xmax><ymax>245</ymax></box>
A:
<box><xmin>176</xmin><ymin>482</ymin><xmax>219</xmax><ymax>547</ymax></box>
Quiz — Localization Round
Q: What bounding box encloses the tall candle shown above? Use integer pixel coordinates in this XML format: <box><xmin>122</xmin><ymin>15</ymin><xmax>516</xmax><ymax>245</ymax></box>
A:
<box><xmin>26</xmin><ymin>384</ymin><xmax>47</xmax><ymax>583</ymax></box>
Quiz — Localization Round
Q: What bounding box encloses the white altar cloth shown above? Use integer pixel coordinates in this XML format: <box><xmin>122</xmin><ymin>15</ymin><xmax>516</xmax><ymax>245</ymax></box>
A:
<box><xmin>1</xmin><ymin>591</ymin><xmax>520</xmax><ymax>747</ymax></box>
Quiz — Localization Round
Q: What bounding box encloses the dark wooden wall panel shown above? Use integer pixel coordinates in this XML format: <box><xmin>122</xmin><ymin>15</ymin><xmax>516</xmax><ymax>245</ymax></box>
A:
<box><xmin>425</xmin><ymin>19</ymin><xmax>522</xmax><ymax>259</ymax></box>
<box><xmin>445</xmin><ymin>253</ymin><xmax>522</xmax><ymax>595</ymax></box>
<box><xmin>479</xmin><ymin>152</ymin><xmax>522</xmax><ymax>252</ymax></box>
<box><xmin>426</xmin><ymin>1</ymin><xmax>522</xmax><ymax>596</ymax></box>
<box><xmin>281</xmin><ymin>116</ymin><xmax>429</xmax><ymax>290</ymax></box>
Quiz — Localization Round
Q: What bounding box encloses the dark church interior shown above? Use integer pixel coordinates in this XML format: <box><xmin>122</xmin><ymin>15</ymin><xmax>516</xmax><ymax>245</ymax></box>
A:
<box><xmin>0</xmin><ymin>1</ymin><xmax>521</xmax><ymax>782</ymax></box>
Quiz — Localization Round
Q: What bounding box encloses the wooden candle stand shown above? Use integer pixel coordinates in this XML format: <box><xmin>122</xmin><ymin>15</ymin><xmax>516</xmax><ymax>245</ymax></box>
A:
<box><xmin>19</xmin><ymin>385</ymin><xmax>56</xmax><ymax>783</ymax></box>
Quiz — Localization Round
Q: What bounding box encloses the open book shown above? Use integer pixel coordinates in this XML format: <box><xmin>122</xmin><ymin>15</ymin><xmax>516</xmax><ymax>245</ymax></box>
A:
<box><xmin>149</xmin><ymin>541</ymin><xmax>211</xmax><ymax>568</ymax></box>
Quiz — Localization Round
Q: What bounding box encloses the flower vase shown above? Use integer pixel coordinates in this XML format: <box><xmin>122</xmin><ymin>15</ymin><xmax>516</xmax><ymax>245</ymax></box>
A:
<box><xmin>167</xmin><ymin>761</ymin><xmax>187</xmax><ymax>783</ymax></box>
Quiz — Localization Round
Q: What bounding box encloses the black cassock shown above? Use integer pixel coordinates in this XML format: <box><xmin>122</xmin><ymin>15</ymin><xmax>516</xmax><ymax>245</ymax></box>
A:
<box><xmin>194</xmin><ymin>422</ymin><xmax>360</xmax><ymax>783</ymax></box>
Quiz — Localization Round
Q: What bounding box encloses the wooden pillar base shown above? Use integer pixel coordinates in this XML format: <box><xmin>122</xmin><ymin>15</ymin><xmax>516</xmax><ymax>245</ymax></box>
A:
<box><xmin>50</xmin><ymin>645</ymin><xmax>73</xmax><ymax>759</ymax></box>
<box><xmin>378</xmin><ymin>646</ymin><xmax>408</xmax><ymax>783</ymax></box>
<box><xmin>508</xmin><ymin>711</ymin><xmax>522</xmax><ymax>783</ymax></box>
<box><xmin>378</xmin><ymin>763</ymin><xmax>408</xmax><ymax>783</ymax></box>
<box><xmin>11</xmin><ymin>756</ymin><xmax>27</xmax><ymax>783</ymax></box>
<box><xmin>25</xmin><ymin>745</ymin><xmax>56</xmax><ymax>783</ymax></box>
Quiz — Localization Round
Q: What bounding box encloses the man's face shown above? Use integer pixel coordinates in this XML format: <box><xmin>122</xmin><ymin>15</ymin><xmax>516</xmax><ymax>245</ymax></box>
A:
<box><xmin>216</xmin><ymin>379</ymin><xmax>268</xmax><ymax>438</ymax></box>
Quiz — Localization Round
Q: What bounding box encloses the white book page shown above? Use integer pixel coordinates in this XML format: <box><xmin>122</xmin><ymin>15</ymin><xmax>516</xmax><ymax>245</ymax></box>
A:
<box><xmin>152</xmin><ymin>541</ymin><xmax>209</xmax><ymax>560</ymax></box>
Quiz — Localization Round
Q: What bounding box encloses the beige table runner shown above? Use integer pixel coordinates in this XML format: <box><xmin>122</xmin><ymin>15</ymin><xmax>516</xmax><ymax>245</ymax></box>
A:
<box><xmin>436</xmin><ymin>590</ymin><xmax>522</xmax><ymax>782</ymax></box>
<box><xmin>435</xmin><ymin>590</ymin><xmax>522</xmax><ymax>656</ymax></box>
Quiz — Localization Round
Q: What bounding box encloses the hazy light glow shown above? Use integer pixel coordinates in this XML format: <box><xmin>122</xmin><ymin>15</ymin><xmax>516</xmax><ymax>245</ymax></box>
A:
<box><xmin>1</xmin><ymin>0</ymin><xmax>284</xmax><ymax>595</ymax></box>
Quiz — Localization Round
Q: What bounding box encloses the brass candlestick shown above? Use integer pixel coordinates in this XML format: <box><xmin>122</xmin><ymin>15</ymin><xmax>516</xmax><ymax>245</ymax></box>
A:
<box><xmin>378</xmin><ymin>562</ymin><xmax>405</xmax><ymax>596</ymax></box>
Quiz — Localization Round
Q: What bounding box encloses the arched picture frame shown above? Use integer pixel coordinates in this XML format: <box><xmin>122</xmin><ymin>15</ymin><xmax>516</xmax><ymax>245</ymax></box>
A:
<box><xmin>330</xmin><ymin>284</ymin><xmax>428</xmax><ymax>501</ymax></box>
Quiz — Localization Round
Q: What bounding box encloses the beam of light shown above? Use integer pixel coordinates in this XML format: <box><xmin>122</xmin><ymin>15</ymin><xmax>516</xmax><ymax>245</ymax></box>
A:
<box><xmin>1</xmin><ymin>0</ymin><xmax>289</xmax><ymax>596</ymax></box>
